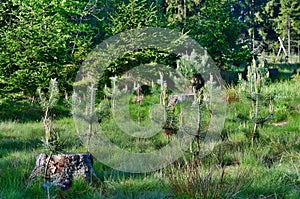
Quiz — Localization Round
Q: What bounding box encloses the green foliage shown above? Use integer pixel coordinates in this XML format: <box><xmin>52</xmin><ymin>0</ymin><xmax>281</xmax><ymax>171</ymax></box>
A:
<box><xmin>276</xmin><ymin>0</ymin><xmax>300</xmax><ymax>38</ymax></box>
<box><xmin>166</xmin><ymin>0</ymin><xmax>244</xmax><ymax>66</ymax></box>
<box><xmin>38</xmin><ymin>79</ymin><xmax>59</xmax><ymax>111</ymax></box>
<box><xmin>41</xmin><ymin>130</ymin><xmax>65</xmax><ymax>154</ymax></box>
<box><xmin>38</xmin><ymin>78</ymin><xmax>64</xmax><ymax>153</ymax></box>
<box><xmin>176</xmin><ymin>50</ymin><xmax>211</xmax><ymax>79</ymax></box>
<box><xmin>1</xmin><ymin>0</ymin><xmax>296</xmax><ymax>103</ymax></box>
<box><xmin>0</xmin><ymin>0</ymin><xmax>97</xmax><ymax>98</ymax></box>
<box><xmin>106</xmin><ymin>0</ymin><xmax>159</xmax><ymax>35</ymax></box>
<box><xmin>183</xmin><ymin>0</ymin><xmax>251</xmax><ymax>68</ymax></box>
<box><xmin>95</xmin><ymin>99</ymin><xmax>111</xmax><ymax>123</ymax></box>
<box><xmin>255</xmin><ymin>0</ymin><xmax>280</xmax><ymax>45</ymax></box>
<box><xmin>239</xmin><ymin>59</ymin><xmax>274</xmax><ymax>145</ymax></box>
<box><xmin>254</xmin><ymin>0</ymin><xmax>300</xmax><ymax>53</ymax></box>
<box><xmin>99</xmin><ymin>0</ymin><xmax>169</xmax><ymax>94</ymax></box>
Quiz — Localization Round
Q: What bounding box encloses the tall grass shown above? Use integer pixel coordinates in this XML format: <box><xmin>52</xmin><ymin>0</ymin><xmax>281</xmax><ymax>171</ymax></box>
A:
<box><xmin>166</xmin><ymin>158</ymin><xmax>250</xmax><ymax>199</ymax></box>
<box><xmin>1</xmin><ymin>77</ymin><xmax>300</xmax><ymax>198</ymax></box>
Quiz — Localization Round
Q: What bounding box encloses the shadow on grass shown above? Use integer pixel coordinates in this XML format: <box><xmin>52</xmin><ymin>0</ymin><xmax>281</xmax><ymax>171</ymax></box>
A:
<box><xmin>0</xmin><ymin>99</ymin><xmax>71</xmax><ymax>122</ymax></box>
<box><xmin>0</xmin><ymin>137</ymin><xmax>41</xmax><ymax>158</ymax></box>
<box><xmin>221</xmin><ymin>63</ymin><xmax>300</xmax><ymax>84</ymax></box>
<box><xmin>270</xmin><ymin>63</ymin><xmax>300</xmax><ymax>80</ymax></box>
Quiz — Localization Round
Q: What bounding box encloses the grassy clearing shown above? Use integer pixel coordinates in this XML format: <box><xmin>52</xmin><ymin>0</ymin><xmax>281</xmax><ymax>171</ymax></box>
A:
<box><xmin>1</xmin><ymin>76</ymin><xmax>300</xmax><ymax>198</ymax></box>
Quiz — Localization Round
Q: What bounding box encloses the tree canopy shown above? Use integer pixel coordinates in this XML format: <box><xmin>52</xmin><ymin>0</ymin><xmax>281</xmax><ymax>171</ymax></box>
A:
<box><xmin>0</xmin><ymin>0</ymin><xmax>298</xmax><ymax>99</ymax></box>
<box><xmin>0</xmin><ymin>0</ymin><xmax>99</xmax><ymax>98</ymax></box>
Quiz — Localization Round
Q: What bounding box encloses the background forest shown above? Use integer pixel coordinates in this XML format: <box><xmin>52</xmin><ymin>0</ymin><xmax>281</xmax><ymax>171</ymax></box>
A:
<box><xmin>0</xmin><ymin>0</ymin><xmax>299</xmax><ymax>99</ymax></box>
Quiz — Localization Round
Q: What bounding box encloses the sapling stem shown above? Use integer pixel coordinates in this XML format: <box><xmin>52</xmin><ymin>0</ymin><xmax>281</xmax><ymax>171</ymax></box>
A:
<box><xmin>38</xmin><ymin>78</ymin><xmax>59</xmax><ymax>151</ymax></box>
<box><xmin>241</xmin><ymin>59</ymin><xmax>274</xmax><ymax>146</ymax></box>
<box><xmin>135</xmin><ymin>83</ymin><xmax>142</xmax><ymax>126</ymax></box>
<box><xmin>87</xmin><ymin>84</ymin><xmax>96</xmax><ymax>152</ymax></box>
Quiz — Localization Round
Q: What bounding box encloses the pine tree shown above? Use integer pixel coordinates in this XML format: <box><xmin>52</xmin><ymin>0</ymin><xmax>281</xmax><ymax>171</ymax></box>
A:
<box><xmin>0</xmin><ymin>0</ymin><xmax>98</xmax><ymax>98</ymax></box>
<box><xmin>276</xmin><ymin>0</ymin><xmax>300</xmax><ymax>56</ymax></box>
<box><xmin>106</xmin><ymin>0</ymin><xmax>159</xmax><ymax>35</ymax></box>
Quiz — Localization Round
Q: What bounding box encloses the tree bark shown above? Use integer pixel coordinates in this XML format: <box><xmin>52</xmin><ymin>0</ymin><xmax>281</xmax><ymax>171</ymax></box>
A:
<box><xmin>30</xmin><ymin>153</ymin><xmax>99</xmax><ymax>189</ymax></box>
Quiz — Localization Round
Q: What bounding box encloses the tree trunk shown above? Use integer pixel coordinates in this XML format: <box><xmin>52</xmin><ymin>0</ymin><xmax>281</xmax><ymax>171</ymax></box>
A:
<box><xmin>30</xmin><ymin>153</ymin><xmax>99</xmax><ymax>189</ymax></box>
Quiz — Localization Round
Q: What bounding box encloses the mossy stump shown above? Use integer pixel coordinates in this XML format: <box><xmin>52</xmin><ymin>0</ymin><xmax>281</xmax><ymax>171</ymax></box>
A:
<box><xmin>30</xmin><ymin>153</ymin><xmax>99</xmax><ymax>190</ymax></box>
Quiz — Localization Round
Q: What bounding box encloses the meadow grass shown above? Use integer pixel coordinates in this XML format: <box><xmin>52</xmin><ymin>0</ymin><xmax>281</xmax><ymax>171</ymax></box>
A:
<box><xmin>0</xmin><ymin>76</ymin><xmax>300</xmax><ymax>198</ymax></box>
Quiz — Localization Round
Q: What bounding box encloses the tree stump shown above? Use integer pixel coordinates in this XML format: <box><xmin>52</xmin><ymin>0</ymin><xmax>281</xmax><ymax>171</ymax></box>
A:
<box><xmin>30</xmin><ymin>153</ymin><xmax>99</xmax><ymax>190</ymax></box>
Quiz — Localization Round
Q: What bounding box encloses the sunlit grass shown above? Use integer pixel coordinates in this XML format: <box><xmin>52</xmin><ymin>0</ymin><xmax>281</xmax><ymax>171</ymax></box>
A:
<box><xmin>1</xmin><ymin>78</ymin><xmax>300</xmax><ymax>198</ymax></box>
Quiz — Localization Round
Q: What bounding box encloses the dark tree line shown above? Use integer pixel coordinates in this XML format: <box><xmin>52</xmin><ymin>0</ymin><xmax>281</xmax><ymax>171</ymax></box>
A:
<box><xmin>0</xmin><ymin>0</ymin><xmax>299</xmax><ymax>99</ymax></box>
